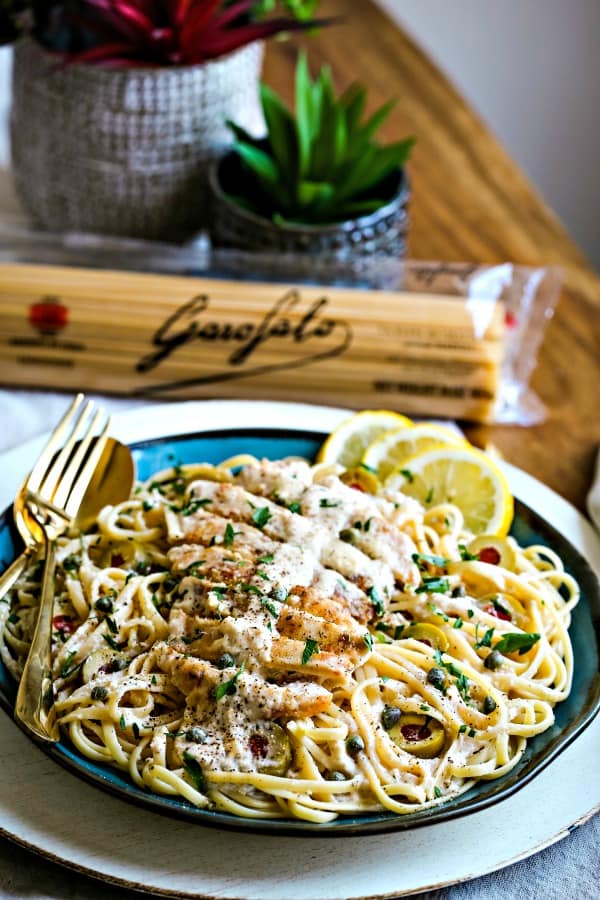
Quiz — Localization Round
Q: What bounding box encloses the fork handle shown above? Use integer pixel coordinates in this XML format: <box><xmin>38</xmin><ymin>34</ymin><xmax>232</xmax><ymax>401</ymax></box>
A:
<box><xmin>0</xmin><ymin>547</ymin><xmax>36</xmax><ymax>602</ymax></box>
<box><xmin>14</xmin><ymin>534</ymin><xmax>60</xmax><ymax>743</ymax></box>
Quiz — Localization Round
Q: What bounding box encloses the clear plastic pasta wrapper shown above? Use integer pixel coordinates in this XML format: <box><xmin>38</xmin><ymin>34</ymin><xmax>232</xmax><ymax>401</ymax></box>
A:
<box><xmin>0</xmin><ymin>224</ymin><xmax>562</xmax><ymax>424</ymax></box>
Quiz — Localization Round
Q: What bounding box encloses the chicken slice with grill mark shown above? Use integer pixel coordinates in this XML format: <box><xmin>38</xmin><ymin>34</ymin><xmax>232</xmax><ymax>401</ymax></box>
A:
<box><xmin>156</xmin><ymin>643</ymin><xmax>332</xmax><ymax>719</ymax></box>
<box><xmin>175</xmin><ymin>480</ymin><xmax>399</xmax><ymax>602</ymax></box>
<box><xmin>235</xmin><ymin>462</ymin><xmax>419</xmax><ymax>588</ymax></box>
<box><xmin>167</xmin><ymin>513</ymin><xmax>372</xmax><ymax>624</ymax></box>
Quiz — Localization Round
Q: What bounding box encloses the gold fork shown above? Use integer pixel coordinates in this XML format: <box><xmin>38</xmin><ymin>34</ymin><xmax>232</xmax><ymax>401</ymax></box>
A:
<box><xmin>14</xmin><ymin>394</ymin><xmax>111</xmax><ymax>742</ymax></box>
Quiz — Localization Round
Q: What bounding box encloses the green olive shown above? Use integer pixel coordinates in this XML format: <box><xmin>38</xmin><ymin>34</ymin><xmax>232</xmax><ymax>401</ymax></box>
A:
<box><xmin>256</xmin><ymin>723</ymin><xmax>292</xmax><ymax>777</ymax></box>
<box><xmin>405</xmin><ymin>623</ymin><xmax>449</xmax><ymax>651</ymax></box>
<box><xmin>467</xmin><ymin>536</ymin><xmax>516</xmax><ymax>571</ymax></box>
<box><xmin>389</xmin><ymin>713</ymin><xmax>445</xmax><ymax>758</ymax></box>
<box><xmin>340</xmin><ymin>468</ymin><xmax>379</xmax><ymax>494</ymax></box>
<box><xmin>82</xmin><ymin>647</ymin><xmax>127</xmax><ymax>682</ymax></box>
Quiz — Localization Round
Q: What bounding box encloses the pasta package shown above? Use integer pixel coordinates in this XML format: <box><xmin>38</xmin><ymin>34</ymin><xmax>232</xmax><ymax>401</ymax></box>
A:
<box><xmin>0</xmin><ymin>235</ymin><xmax>562</xmax><ymax>423</ymax></box>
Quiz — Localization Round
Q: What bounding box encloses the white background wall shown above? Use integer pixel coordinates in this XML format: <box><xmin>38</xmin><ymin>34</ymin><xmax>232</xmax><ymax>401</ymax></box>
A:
<box><xmin>377</xmin><ymin>0</ymin><xmax>600</xmax><ymax>268</ymax></box>
<box><xmin>2</xmin><ymin>4</ymin><xmax>600</xmax><ymax>267</ymax></box>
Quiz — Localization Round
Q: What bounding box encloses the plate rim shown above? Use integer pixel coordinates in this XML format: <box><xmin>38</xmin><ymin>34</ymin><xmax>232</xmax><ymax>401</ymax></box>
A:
<box><xmin>0</xmin><ymin>409</ymin><xmax>599</xmax><ymax>838</ymax></box>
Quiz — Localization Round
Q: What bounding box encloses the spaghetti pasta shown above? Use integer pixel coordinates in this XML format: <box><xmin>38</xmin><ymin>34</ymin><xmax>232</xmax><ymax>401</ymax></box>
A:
<box><xmin>0</xmin><ymin>453</ymin><xmax>578</xmax><ymax>823</ymax></box>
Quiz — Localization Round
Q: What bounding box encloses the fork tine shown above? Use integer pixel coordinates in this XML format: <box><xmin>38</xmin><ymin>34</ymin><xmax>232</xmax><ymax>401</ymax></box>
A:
<box><xmin>37</xmin><ymin>400</ymin><xmax>94</xmax><ymax>503</ymax></box>
<box><xmin>52</xmin><ymin>407</ymin><xmax>105</xmax><ymax>509</ymax></box>
<box><xmin>26</xmin><ymin>394</ymin><xmax>85</xmax><ymax>494</ymax></box>
<box><xmin>63</xmin><ymin>416</ymin><xmax>112</xmax><ymax>517</ymax></box>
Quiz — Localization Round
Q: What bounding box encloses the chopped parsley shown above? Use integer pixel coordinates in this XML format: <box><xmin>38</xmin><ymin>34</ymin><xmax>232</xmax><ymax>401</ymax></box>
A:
<box><xmin>474</xmin><ymin>625</ymin><xmax>495</xmax><ymax>649</ymax></box>
<box><xmin>223</xmin><ymin>523</ymin><xmax>237</xmax><ymax>546</ymax></box>
<box><xmin>400</xmin><ymin>468</ymin><xmax>414</xmax><ymax>482</ymax></box>
<box><xmin>434</xmin><ymin>786</ymin><xmax>442</xmax><ymax>798</ymax></box>
<box><xmin>459</xmin><ymin>544</ymin><xmax>479</xmax><ymax>561</ymax></box>
<box><xmin>494</xmin><ymin>632</ymin><xmax>540</xmax><ymax>655</ymax></box>
<box><xmin>239</xmin><ymin>583</ymin><xmax>262</xmax><ymax>596</ymax></box>
<box><xmin>425</xmin><ymin>487</ymin><xmax>434</xmax><ymax>504</ymax></box>
<box><xmin>359</xmin><ymin>462</ymin><xmax>377</xmax><ymax>474</ymax></box>
<box><xmin>183</xmin><ymin>751</ymin><xmax>207</xmax><ymax>793</ymax></box>
<box><xmin>415</xmin><ymin>577</ymin><xmax>450</xmax><ymax>594</ymax></box>
<box><xmin>211</xmin><ymin>586</ymin><xmax>226</xmax><ymax>600</ymax></box>
<box><xmin>420</xmin><ymin>704</ymin><xmax>430</xmax><ymax>712</ymax></box>
<box><xmin>257</xmin><ymin>554</ymin><xmax>275</xmax><ymax>564</ymax></box>
<box><xmin>132</xmin><ymin>722</ymin><xmax>140</xmax><ymax>740</ymax></box>
<box><xmin>261</xmin><ymin>598</ymin><xmax>278</xmax><ymax>618</ymax></box>
<box><xmin>7</xmin><ymin>613</ymin><xmax>19</xmax><ymax>624</ymax></box>
<box><xmin>364</xmin><ymin>632</ymin><xmax>374</xmax><ymax>652</ymax></box>
<box><xmin>119</xmin><ymin>714</ymin><xmax>126</xmax><ymax>730</ymax></box>
<box><xmin>256</xmin><ymin>570</ymin><xmax>270</xmax><ymax>581</ymax></box>
<box><xmin>252</xmin><ymin>506</ymin><xmax>272</xmax><ymax>529</ymax></box>
<box><xmin>59</xmin><ymin>651</ymin><xmax>77</xmax><ymax>678</ymax></box>
<box><xmin>215</xmin><ymin>660</ymin><xmax>246</xmax><ymax>700</ymax></box>
<box><xmin>411</xmin><ymin>552</ymin><xmax>449</xmax><ymax>569</ymax></box>
<box><xmin>102</xmin><ymin>634</ymin><xmax>124</xmax><ymax>651</ymax></box>
<box><xmin>178</xmin><ymin>498</ymin><xmax>212</xmax><ymax>516</ymax></box>
<box><xmin>458</xmin><ymin>724</ymin><xmax>467</xmax><ymax>734</ymax></box>
<box><xmin>491</xmin><ymin>597</ymin><xmax>512</xmax><ymax>619</ymax></box>
<box><xmin>368</xmin><ymin>585</ymin><xmax>385</xmax><ymax>617</ymax></box>
<box><xmin>288</xmin><ymin>502</ymin><xmax>301</xmax><ymax>514</ymax></box>
<box><xmin>319</xmin><ymin>498</ymin><xmax>339</xmax><ymax>508</ymax></box>
<box><xmin>453</xmin><ymin>617</ymin><xmax>464</xmax><ymax>629</ymax></box>
<box><xmin>105</xmin><ymin>615</ymin><xmax>118</xmax><ymax>635</ymax></box>
<box><xmin>434</xmin><ymin>650</ymin><xmax>471</xmax><ymax>703</ymax></box>
<box><xmin>467</xmin><ymin>609</ymin><xmax>475</xmax><ymax>618</ymax></box>
<box><xmin>151</xmin><ymin>675</ymin><xmax>157</xmax><ymax>686</ymax></box>
<box><xmin>427</xmin><ymin>602</ymin><xmax>450</xmax><ymax>622</ymax></box>
<box><xmin>301</xmin><ymin>638</ymin><xmax>320</xmax><ymax>665</ymax></box>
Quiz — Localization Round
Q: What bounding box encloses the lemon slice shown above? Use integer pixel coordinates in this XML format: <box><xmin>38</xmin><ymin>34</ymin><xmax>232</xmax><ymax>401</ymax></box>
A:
<box><xmin>316</xmin><ymin>410</ymin><xmax>413</xmax><ymax>469</ymax></box>
<box><xmin>362</xmin><ymin>423</ymin><xmax>466</xmax><ymax>482</ymax></box>
<box><xmin>385</xmin><ymin>445</ymin><xmax>513</xmax><ymax>536</ymax></box>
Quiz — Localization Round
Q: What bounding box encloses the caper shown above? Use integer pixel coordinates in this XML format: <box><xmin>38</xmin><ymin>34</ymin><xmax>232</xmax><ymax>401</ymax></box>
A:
<box><xmin>135</xmin><ymin>560</ymin><xmax>151</xmax><ymax>575</ymax></box>
<box><xmin>381</xmin><ymin>705</ymin><xmax>402</xmax><ymax>730</ymax></box>
<box><xmin>111</xmin><ymin>656</ymin><xmax>129</xmax><ymax>672</ymax></box>
<box><xmin>346</xmin><ymin>734</ymin><xmax>365</xmax><ymax>756</ymax></box>
<box><xmin>339</xmin><ymin>529</ymin><xmax>356</xmax><ymax>544</ymax></box>
<box><xmin>483</xmin><ymin>695</ymin><xmax>497</xmax><ymax>714</ymax></box>
<box><xmin>95</xmin><ymin>596</ymin><xmax>113</xmax><ymax>613</ymax></box>
<box><xmin>271</xmin><ymin>586</ymin><xmax>288</xmax><ymax>603</ymax></box>
<box><xmin>216</xmin><ymin>653</ymin><xmax>235</xmax><ymax>670</ymax></box>
<box><xmin>186</xmin><ymin>726</ymin><xmax>208</xmax><ymax>744</ymax></box>
<box><xmin>91</xmin><ymin>685</ymin><xmax>108</xmax><ymax>701</ymax></box>
<box><xmin>327</xmin><ymin>770</ymin><xmax>347</xmax><ymax>781</ymax></box>
<box><xmin>451</xmin><ymin>585</ymin><xmax>466</xmax><ymax>598</ymax></box>
<box><xmin>427</xmin><ymin>667</ymin><xmax>446</xmax><ymax>690</ymax></box>
<box><xmin>484</xmin><ymin>650</ymin><xmax>503</xmax><ymax>670</ymax></box>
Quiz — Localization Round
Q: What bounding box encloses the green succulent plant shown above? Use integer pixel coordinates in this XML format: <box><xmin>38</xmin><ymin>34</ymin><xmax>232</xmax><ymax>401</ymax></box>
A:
<box><xmin>225</xmin><ymin>53</ymin><xmax>415</xmax><ymax>225</ymax></box>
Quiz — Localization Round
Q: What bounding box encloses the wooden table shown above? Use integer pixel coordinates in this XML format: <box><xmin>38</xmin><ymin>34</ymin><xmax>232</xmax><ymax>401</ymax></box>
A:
<box><xmin>264</xmin><ymin>0</ymin><xmax>600</xmax><ymax>513</ymax></box>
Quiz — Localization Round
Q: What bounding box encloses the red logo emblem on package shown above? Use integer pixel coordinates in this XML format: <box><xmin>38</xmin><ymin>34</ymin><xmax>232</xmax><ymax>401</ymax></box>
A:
<box><xmin>28</xmin><ymin>296</ymin><xmax>68</xmax><ymax>336</ymax></box>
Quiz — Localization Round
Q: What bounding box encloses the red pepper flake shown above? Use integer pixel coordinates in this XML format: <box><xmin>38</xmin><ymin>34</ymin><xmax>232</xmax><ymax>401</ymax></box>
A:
<box><xmin>52</xmin><ymin>615</ymin><xmax>76</xmax><ymax>635</ymax></box>
<box><xmin>348</xmin><ymin>483</ymin><xmax>365</xmax><ymax>492</ymax></box>
<box><xmin>478</xmin><ymin>546</ymin><xmax>501</xmax><ymax>565</ymax></box>
<box><xmin>249</xmin><ymin>733</ymin><xmax>269</xmax><ymax>759</ymax></box>
<box><xmin>505</xmin><ymin>311</ymin><xmax>518</xmax><ymax>328</ymax></box>
<box><xmin>111</xmin><ymin>553</ymin><xmax>125</xmax><ymax>567</ymax></box>
<box><xmin>401</xmin><ymin>723</ymin><xmax>431</xmax><ymax>742</ymax></box>
<box><xmin>484</xmin><ymin>603</ymin><xmax>511</xmax><ymax>621</ymax></box>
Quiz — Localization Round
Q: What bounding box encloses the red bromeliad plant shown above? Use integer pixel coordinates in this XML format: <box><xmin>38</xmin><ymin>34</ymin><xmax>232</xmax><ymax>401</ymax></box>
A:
<box><xmin>1</xmin><ymin>1</ymin><xmax>327</xmax><ymax>66</ymax></box>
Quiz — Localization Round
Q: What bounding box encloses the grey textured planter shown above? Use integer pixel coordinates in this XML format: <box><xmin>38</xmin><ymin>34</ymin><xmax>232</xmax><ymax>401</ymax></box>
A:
<box><xmin>208</xmin><ymin>150</ymin><xmax>410</xmax><ymax>258</ymax></box>
<box><xmin>10</xmin><ymin>39</ymin><xmax>264</xmax><ymax>240</ymax></box>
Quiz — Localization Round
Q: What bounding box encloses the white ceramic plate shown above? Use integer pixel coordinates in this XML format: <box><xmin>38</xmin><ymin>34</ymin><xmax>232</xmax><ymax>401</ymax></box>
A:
<box><xmin>1</xmin><ymin>400</ymin><xmax>599</xmax><ymax>899</ymax></box>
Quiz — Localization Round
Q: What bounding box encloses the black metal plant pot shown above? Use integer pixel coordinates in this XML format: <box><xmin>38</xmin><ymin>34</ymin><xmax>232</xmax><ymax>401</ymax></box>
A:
<box><xmin>208</xmin><ymin>150</ymin><xmax>410</xmax><ymax>258</ymax></box>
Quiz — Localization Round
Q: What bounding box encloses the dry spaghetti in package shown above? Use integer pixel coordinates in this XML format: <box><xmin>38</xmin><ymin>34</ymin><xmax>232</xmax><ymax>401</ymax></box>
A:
<box><xmin>0</xmin><ymin>228</ymin><xmax>562</xmax><ymax>424</ymax></box>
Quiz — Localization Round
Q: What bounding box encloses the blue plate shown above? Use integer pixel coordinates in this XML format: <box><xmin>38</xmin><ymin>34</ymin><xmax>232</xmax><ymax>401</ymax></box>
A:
<box><xmin>1</xmin><ymin>427</ymin><xmax>599</xmax><ymax>836</ymax></box>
